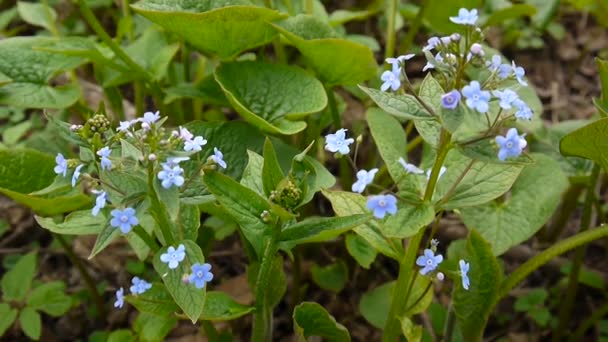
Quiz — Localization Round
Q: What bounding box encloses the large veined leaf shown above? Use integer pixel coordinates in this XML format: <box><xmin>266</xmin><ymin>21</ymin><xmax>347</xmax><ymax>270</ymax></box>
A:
<box><xmin>153</xmin><ymin>240</ymin><xmax>207</xmax><ymax>323</ymax></box>
<box><xmin>215</xmin><ymin>61</ymin><xmax>327</xmax><ymax>135</ymax></box>
<box><xmin>35</xmin><ymin>210</ymin><xmax>105</xmax><ymax>235</ymax></box>
<box><xmin>0</xmin><ymin>149</ymin><xmax>90</xmax><ymax>216</ymax></box>
<box><xmin>17</xmin><ymin>1</ymin><xmax>57</xmax><ymax>32</ymax></box>
<box><xmin>460</xmin><ymin>154</ymin><xmax>568</xmax><ymax>255</ymax></box>
<box><xmin>360</xmin><ymin>87</ymin><xmax>431</xmax><ymax>121</ymax></box>
<box><xmin>131</xmin><ymin>0</ymin><xmax>285</xmax><ymax>60</ymax></box>
<box><xmin>0</xmin><ymin>37</ymin><xmax>83</xmax><ymax>108</ymax></box>
<box><xmin>293</xmin><ymin>302</ymin><xmax>350</xmax><ymax>342</ymax></box>
<box><xmin>271</xmin><ymin>15</ymin><xmax>377</xmax><ymax>86</ymax></box>
<box><xmin>453</xmin><ymin>230</ymin><xmax>502</xmax><ymax>341</ymax></box>
<box><xmin>560</xmin><ymin>117</ymin><xmax>608</xmax><ymax>173</ymax></box>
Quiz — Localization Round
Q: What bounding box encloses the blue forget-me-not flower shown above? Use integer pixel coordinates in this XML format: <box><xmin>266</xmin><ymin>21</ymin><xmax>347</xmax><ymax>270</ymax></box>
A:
<box><xmin>512</xmin><ymin>61</ymin><xmax>528</xmax><ymax>86</ymax></box>
<box><xmin>97</xmin><ymin>147</ymin><xmax>112</xmax><ymax>171</ymax></box>
<box><xmin>385</xmin><ymin>54</ymin><xmax>414</xmax><ymax>72</ymax></box>
<box><xmin>184</xmin><ymin>136</ymin><xmax>208</xmax><ymax>152</ymax></box>
<box><xmin>72</xmin><ymin>164</ymin><xmax>84</xmax><ymax>187</ymax></box>
<box><xmin>462</xmin><ymin>81</ymin><xmax>491</xmax><ymax>113</ymax></box>
<box><xmin>380</xmin><ymin>69</ymin><xmax>401</xmax><ymax>92</ymax></box>
<box><xmin>158</xmin><ymin>162</ymin><xmax>185</xmax><ymax>189</ymax></box>
<box><xmin>416</xmin><ymin>249</ymin><xmax>444</xmax><ymax>275</ymax></box>
<box><xmin>142</xmin><ymin>111</ymin><xmax>160</xmax><ymax>124</ymax></box>
<box><xmin>54</xmin><ymin>153</ymin><xmax>68</xmax><ymax>177</ymax></box>
<box><xmin>130</xmin><ymin>277</ymin><xmax>152</xmax><ymax>295</ymax></box>
<box><xmin>513</xmin><ymin>99</ymin><xmax>533</xmax><ymax>120</ymax></box>
<box><xmin>441</xmin><ymin>90</ymin><xmax>461</xmax><ymax>110</ymax></box>
<box><xmin>211</xmin><ymin>147</ymin><xmax>227</xmax><ymax>169</ymax></box>
<box><xmin>325</xmin><ymin>129</ymin><xmax>354</xmax><ymax>155</ymax></box>
<box><xmin>492</xmin><ymin>89</ymin><xmax>519</xmax><ymax>110</ymax></box>
<box><xmin>366</xmin><ymin>194</ymin><xmax>398</xmax><ymax>219</ymax></box>
<box><xmin>496</xmin><ymin>128</ymin><xmax>527</xmax><ymax>161</ymax></box>
<box><xmin>423</xmin><ymin>36</ymin><xmax>441</xmax><ymax>52</ymax></box>
<box><xmin>189</xmin><ymin>263</ymin><xmax>214</xmax><ymax>289</ymax></box>
<box><xmin>450</xmin><ymin>8</ymin><xmax>478</xmax><ymax>25</ymax></box>
<box><xmin>114</xmin><ymin>287</ymin><xmax>124</xmax><ymax>309</ymax></box>
<box><xmin>110</xmin><ymin>207</ymin><xmax>138</xmax><ymax>234</ymax></box>
<box><xmin>160</xmin><ymin>244</ymin><xmax>186</xmax><ymax>269</ymax></box>
<box><xmin>487</xmin><ymin>55</ymin><xmax>512</xmax><ymax>79</ymax></box>
<box><xmin>459</xmin><ymin>259</ymin><xmax>470</xmax><ymax>290</ymax></box>
<box><xmin>352</xmin><ymin>168</ymin><xmax>378</xmax><ymax>193</ymax></box>
<box><xmin>91</xmin><ymin>190</ymin><xmax>107</xmax><ymax>217</ymax></box>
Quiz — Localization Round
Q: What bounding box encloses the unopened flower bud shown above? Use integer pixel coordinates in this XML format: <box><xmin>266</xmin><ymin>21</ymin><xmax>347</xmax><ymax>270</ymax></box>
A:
<box><xmin>470</xmin><ymin>43</ymin><xmax>484</xmax><ymax>56</ymax></box>
<box><xmin>70</xmin><ymin>124</ymin><xmax>79</xmax><ymax>131</ymax></box>
<box><xmin>440</xmin><ymin>36</ymin><xmax>451</xmax><ymax>45</ymax></box>
<box><xmin>436</xmin><ymin>272</ymin><xmax>445</xmax><ymax>281</ymax></box>
<box><xmin>148</xmin><ymin>153</ymin><xmax>157</xmax><ymax>161</ymax></box>
<box><xmin>141</xmin><ymin>122</ymin><xmax>150</xmax><ymax>131</ymax></box>
<box><xmin>356</xmin><ymin>135</ymin><xmax>363</xmax><ymax>144</ymax></box>
<box><xmin>171</xmin><ymin>130</ymin><xmax>179</xmax><ymax>138</ymax></box>
<box><xmin>260</xmin><ymin>210</ymin><xmax>271</xmax><ymax>223</ymax></box>
<box><xmin>450</xmin><ymin>33</ymin><xmax>461</xmax><ymax>42</ymax></box>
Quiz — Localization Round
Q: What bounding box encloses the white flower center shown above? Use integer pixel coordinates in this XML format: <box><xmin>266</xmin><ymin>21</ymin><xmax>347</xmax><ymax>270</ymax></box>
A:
<box><xmin>378</xmin><ymin>200</ymin><xmax>386</xmax><ymax>207</ymax></box>
<box><xmin>426</xmin><ymin>259</ymin><xmax>433</xmax><ymax>266</ymax></box>
<box><xmin>506</xmin><ymin>141</ymin><xmax>513</xmax><ymax>148</ymax></box>
<box><xmin>473</xmin><ymin>94</ymin><xmax>480</xmax><ymax>101</ymax></box>
<box><xmin>120</xmin><ymin>215</ymin><xmax>129</xmax><ymax>223</ymax></box>
<box><xmin>196</xmin><ymin>271</ymin><xmax>204</xmax><ymax>278</ymax></box>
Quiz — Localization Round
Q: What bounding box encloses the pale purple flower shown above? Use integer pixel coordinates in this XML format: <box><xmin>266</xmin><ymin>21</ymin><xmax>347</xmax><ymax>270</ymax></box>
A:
<box><xmin>72</xmin><ymin>164</ymin><xmax>84</xmax><ymax>187</ymax></box>
<box><xmin>462</xmin><ymin>81</ymin><xmax>491</xmax><ymax>113</ymax></box>
<box><xmin>351</xmin><ymin>168</ymin><xmax>378</xmax><ymax>193</ymax></box>
<box><xmin>512</xmin><ymin>61</ymin><xmax>528</xmax><ymax>86</ymax></box>
<box><xmin>492</xmin><ymin>89</ymin><xmax>519</xmax><ymax>110</ymax></box>
<box><xmin>470</xmin><ymin>43</ymin><xmax>484</xmax><ymax>56</ymax></box>
<box><xmin>189</xmin><ymin>263</ymin><xmax>214</xmax><ymax>289</ymax></box>
<box><xmin>114</xmin><ymin>287</ymin><xmax>124</xmax><ymax>309</ymax></box>
<box><xmin>459</xmin><ymin>259</ymin><xmax>470</xmax><ymax>290</ymax></box>
<box><xmin>54</xmin><ymin>153</ymin><xmax>68</xmax><ymax>177</ymax></box>
<box><xmin>450</xmin><ymin>8</ymin><xmax>478</xmax><ymax>25</ymax></box>
<box><xmin>160</xmin><ymin>244</ymin><xmax>186</xmax><ymax>269</ymax></box>
<box><xmin>366</xmin><ymin>194</ymin><xmax>398</xmax><ymax>219</ymax></box>
<box><xmin>141</xmin><ymin>111</ymin><xmax>160</xmax><ymax>124</ymax></box>
<box><xmin>325</xmin><ymin>129</ymin><xmax>354</xmax><ymax>155</ymax></box>
<box><xmin>211</xmin><ymin>147</ymin><xmax>227</xmax><ymax>169</ymax></box>
<box><xmin>398</xmin><ymin>157</ymin><xmax>424</xmax><ymax>174</ymax></box>
<box><xmin>423</xmin><ymin>36</ymin><xmax>441</xmax><ymax>52</ymax></box>
<box><xmin>380</xmin><ymin>69</ymin><xmax>401</xmax><ymax>92</ymax></box>
<box><xmin>97</xmin><ymin>147</ymin><xmax>112</xmax><ymax>171</ymax></box>
<box><xmin>386</xmin><ymin>54</ymin><xmax>415</xmax><ymax>72</ymax></box>
<box><xmin>441</xmin><ymin>90</ymin><xmax>461</xmax><ymax>110</ymax></box>
<box><xmin>416</xmin><ymin>249</ymin><xmax>443</xmax><ymax>275</ymax></box>
<box><xmin>184</xmin><ymin>136</ymin><xmax>207</xmax><ymax>152</ymax></box>
<box><xmin>178</xmin><ymin>126</ymin><xmax>193</xmax><ymax>141</ymax></box>
<box><xmin>91</xmin><ymin>190</ymin><xmax>107</xmax><ymax>217</ymax></box>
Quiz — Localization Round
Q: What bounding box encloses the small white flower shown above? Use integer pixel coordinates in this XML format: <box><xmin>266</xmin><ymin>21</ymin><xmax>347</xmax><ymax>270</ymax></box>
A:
<box><xmin>398</xmin><ymin>157</ymin><xmax>424</xmax><ymax>174</ymax></box>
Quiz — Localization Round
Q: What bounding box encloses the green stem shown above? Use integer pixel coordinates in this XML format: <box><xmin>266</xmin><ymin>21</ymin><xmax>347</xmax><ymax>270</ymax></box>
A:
<box><xmin>400</xmin><ymin>0</ymin><xmax>428</xmax><ymax>54</ymax></box>
<box><xmin>54</xmin><ymin>234</ymin><xmax>107</xmax><ymax>319</ymax></box>
<box><xmin>134</xmin><ymin>82</ymin><xmax>145</xmax><ymax>117</ymax></box>
<box><xmin>384</xmin><ymin>0</ymin><xmax>398</xmax><ymax>61</ymax></box>
<box><xmin>252</xmin><ymin>225</ymin><xmax>281</xmax><ymax>342</ymax></box>
<box><xmin>147</xmin><ymin>163</ymin><xmax>176</xmax><ymax>246</ymax></box>
<box><xmin>498</xmin><ymin>224</ymin><xmax>608</xmax><ymax>299</ymax></box>
<box><xmin>443</xmin><ymin>303</ymin><xmax>456</xmax><ymax>342</ymax></box>
<box><xmin>326</xmin><ymin>85</ymin><xmax>341</xmax><ymax>128</ymax></box>
<box><xmin>554</xmin><ymin>164</ymin><xmax>601</xmax><ymax>342</ymax></box>
<box><xmin>543</xmin><ymin>183</ymin><xmax>584</xmax><ymax>242</ymax></box>
<box><xmin>132</xmin><ymin>225</ymin><xmax>160</xmax><ymax>253</ymax></box>
<box><xmin>383</xmin><ymin>129</ymin><xmax>452</xmax><ymax>341</ymax></box>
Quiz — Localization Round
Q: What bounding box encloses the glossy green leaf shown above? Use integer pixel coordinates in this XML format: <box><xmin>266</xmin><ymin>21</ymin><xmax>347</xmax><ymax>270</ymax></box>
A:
<box><xmin>453</xmin><ymin>230</ymin><xmax>502</xmax><ymax>341</ymax></box>
<box><xmin>271</xmin><ymin>15</ymin><xmax>377</xmax><ymax>86</ymax></box>
<box><xmin>200</xmin><ymin>291</ymin><xmax>254</xmax><ymax>321</ymax></box>
<box><xmin>460</xmin><ymin>154</ymin><xmax>568</xmax><ymax>255</ymax></box>
<box><xmin>133</xmin><ymin>312</ymin><xmax>177</xmax><ymax>342</ymax></box>
<box><xmin>215</xmin><ymin>61</ymin><xmax>326</xmax><ymax>135</ymax></box>
<box><xmin>26</xmin><ymin>281</ymin><xmax>72</xmax><ymax>317</ymax></box>
<box><xmin>33</xmin><ymin>37</ymin><xmax>118</xmax><ymax>69</ymax></box>
<box><xmin>293</xmin><ymin>302</ymin><xmax>350</xmax><ymax>342</ymax></box>
<box><xmin>279</xmin><ymin>214</ymin><xmax>370</xmax><ymax>249</ymax></box>
<box><xmin>360</xmin><ymin>86</ymin><xmax>431</xmax><ymax>121</ymax></box>
<box><xmin>311</xmin><ymin>261</ymin><xmax>348</xmax><ymax>293</ymax></box>
<box><xmin>35</xmin><ymin>210</ymin><xmax>105</xmax><ymax>235</ymax></box>
<box><xmin>345</xmin><ymin>233</ymin><xmax>377</xmax><ymax>269</ymax></box>
<box><xmin>204</xmin><ymin>170</ymin><xmax>271</xmax><ymax>257</ymax></box>
<box><xmin>560</xmin><ymin>117</ymin><xmax>608</xmax><ymax>172</ymax></box>
<box><xmin>126</xmin><ymin>283</ymin><xmax>179</xmax><ymax>316</ymax></box>
<box><xmin>0</xmin><ymin>149</ymin><xmax>90</xmax><ymax>216</ymax></box>
<box><xmin>262</xmin><ymin>138</ymin><xmax>285</xmax><ymax>196</ymax></box>
<box><xmin>483</xmin><ymin>4</ymin><xmax>537</xmax><ymax>27</ymax></box>
<box><xmin>435</xmin><ymin>151</ymin><xmax>524</xmax><ymax>210</ymax></box>
<box><xmin>131</xmin><ymin>1</ymin><xmax>285</xmax><ymax>59</ymax></box>
<box><xmin>17</xmin><ymin>1</ymin><xmax>57</xmax><ymax>32</ymax></box>
<box><xmin>0</xmin><ymin>303</ymin><xmax>18</xmax><ymax>337</ymax></box>
<box><xmin>0</xmin><ymin>37</ymin><xmax>83</xmax><ymax>108</ymax></box>
<box><xmin>383</xmin><ymin>202</ymin><xmax>435</xmax><ymax>238</ymax></box>
<box><xmin>240</xmin><ymin>150</ymin><xmax>265</xmax><ymax>196</ymax></box>
<box><xmin>19</xmin><ymin>307</ymin><xmax>41</xmax><ymax>340</ymax></box>
<box><xmin>153</xmin><ymin>240</ymin><xmax>206</xmax><ymax>323</ymax></box>
<box><xmin>2</xmin><ymin>252</ymin><xmax>37</xmax><ymax>302</ymax></box>
<box><xmin>322</xmin><ymin>190</ymin><xmax>401</xmax><ymax>260</ymax></box>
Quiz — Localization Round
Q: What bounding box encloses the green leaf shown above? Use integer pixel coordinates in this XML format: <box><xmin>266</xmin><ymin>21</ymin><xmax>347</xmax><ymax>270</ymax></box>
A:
<box><xmin>3</xmin><ymin>120</ymin><xmax>32</xmax><ymax>145</ymax></box>
<box><xmin>19</xmin><ymin>307</ymin><xmax>41</xmax><ymax>340</ymax></box>
<box><xmin>322</xmin><ymin>190</ymin><xmax>401</xmax><ymax>260</ymax></box>
<box><xmin>458</xmin><ymin>139</ymin><xmax>534</xmax><ymax>165</ymax></box>
<box><xmin>453</xmin><ymin>230</ymin><xmax>502</xmax><ymax>341</ymax></box>
<box><xmin>153</xmin><ymin>240</ymin><xmax>206</xmax><ymax>323</ymax></box>
<box><xmin>328</xmin><ymin>9</ymin><xmax>376</xmax><ymax>26</ymax></box>
<box><xmin>483</xmin><ymin>4</ymin><xmax>537</xmax><ymax>27</ymax></box>
<box><xmin>383</xmin><ymin>202</ymin><xmax>435</xmax><ymax>238</ymax></box>
<box><xmin>435</xmin><ymin>151</ymin><xmax>524</xmax><ymax>210</ymax></box>
<box><xmin>204</xmin><ymin>170</ymin><xmax>271</xmax><ymax>257</ymax></box>
<box><xmin>345</xmin><ymin>233</ymin><xmax>377</xmax><ymax>269</ymax></box>
<box><xmin>164</xmin><ymin>76</ymin><xmax>229</xmax><ymax>107</ymax></box>
<box><xmin>279</xmin><ymin>214</ymin><xmax>370</xmax><ymax>249</ymax></box>
<box><xmin>134</xmin><ymin>312</ymin><xmax>177</xmax><ymax>342</ymax></box>
<box><xmin>311</xmin><ymin>261</ymin><xmax>348</xmax><ymax>293</ymax></box>
<box><xmin>460</xmin><ymin>154</ymin><xmax>568</xmax><ymax>255</ymax></box>
<box><xmin>33</xmin><ymin>37</ymin><xmax>117</xmax><ymax>69</ymax></box>
<box><xmin>240</xmin><ymin>150</ymin><xmax>265</xmax><ymax>196</ymax></box>
<box><xmin>293</xmin><ymin>302</ymin><xmax>350</xmax><ymax>342</ymax></box>
<box><xmin>35</xmin><ymin>210</ymin><xmax>105</xmax><ymax>235</ymax></box>
<box><xmin>2</xmin><ymin>252</ymin><xmax>37</xmax><ymax>301</ymax></box>
<box><xmin>175</xmin><ymin>203</ymin><xmax>200</xmax><ymax>241</ymax></box>
<box><xmin>89</xmin><ymin>224</ymin><xmax>120</xmax><ymax>258</ymax></box>
<box><xmin>400</xmin><ymin>317</ymin><xmax>423</xmax><ymax>342</ymax></box>
<box><xmin>247</xmin><ymin>255</ymin><xmax>287</xmax><ymax>308</ymax></box>
<box><xmin>0</xmin><ymin>37</ymin><xmax>83</xmax><ymax>108</ymax></box>
<box><xmin>131</xmin><ymin>1</ymin><xmax>285</xmax><ymax>60</ymax></box>
<box><xmin>0</xmin><ymin>303</ymin><xmax>17</xmax><ymax>336</ymax></box>
<box><xmin>215</xmin><ymin>61</ymin><xmax>326</xmax><ymax>135</ymax></box>
<box><xmin>271</xmin><ymin>15</ymin><xmax>377</xmax><ymax>86</ymax></box>
<box><xmin>126</xmin><ymin>283</ymin><xmax>180</xmax><ymax>317</ymax></box>
<box><xmin>26</xmin><ymin>281</ymin><xmax>72</xmax><ymax>317</ymax></box>
<box><xmin>199</xmin><ymin>291</ymin><xmax>254</xmax><ymax>321</ymax></box>
<box><xmin>560</xmin><ymin>117</ymin><xmax>608</xmax><ymax>172</ymax></box>
<box><xmin>0</xmin><ymin>149</ymin><xmax>89</xmax><ymax>216</ymax></box>
<box><xmin>366</xmin><ymin>108</ymin><xmax>422</xmax><ymax>201</ymax></box>
<box><xmin>262</xmin><ymin>138</ymin><xmax>285</xmax><ymax>196</ymax></box>
<box><xmin>360</xmin><ymin>86</ymin><xmax>431</xmax><ymax>121</ymax></box>
<box><xmin>17</xmin><ymin>1</ymin><xmax>57</xmax><ymax>32</ymax></box>
<box><xmin>359</xmin><ymin>277</ymin><xmax>432</xmax><ymax>329</ymax></box>
<box><xmin>107</xmin><ymin>330</ymin><xmax>134</xmax><ymax>342</ymax></box>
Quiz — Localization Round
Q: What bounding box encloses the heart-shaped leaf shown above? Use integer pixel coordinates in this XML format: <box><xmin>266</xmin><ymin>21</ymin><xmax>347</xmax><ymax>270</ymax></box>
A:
<box><xmin>560</xmin><ymin>117</ymin><xmax>608</xmax><ymax>172</ymax></box>
<box><xmin>215</xmin><ymin>61</ymin><xmax>327</xmax><ymax>135</ymax></box>
<box><xmin>293</xmin><ymin>302</ymin><xmax>350</xmax><ymax>342</ymax></box>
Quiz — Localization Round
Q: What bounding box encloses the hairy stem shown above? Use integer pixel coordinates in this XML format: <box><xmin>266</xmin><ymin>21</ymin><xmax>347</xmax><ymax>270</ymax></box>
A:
<box><xmin>252</xmin><ymin>225</ymin><xmax>281</xmax><ymax>342</ymax></box>
<box><xmin>132</xmin><ymin>225</ymin><xmax>160</xmax><ymax>253</ymax></box>
<box><xmin>384</xmin><ymin>0</ymin><xmax>398</xmax><ymax>61</ymax></box>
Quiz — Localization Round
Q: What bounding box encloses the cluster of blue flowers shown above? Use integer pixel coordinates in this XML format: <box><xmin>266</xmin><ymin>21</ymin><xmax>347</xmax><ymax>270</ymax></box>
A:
<box><xmin>160</xmin><ymin>243</ymin><xmax>214</xmax><ymax>289</ymax></box>
<box><xmin>415</xmin><ymin>240</ymin><xmax>470</xmax><ymax>290</ymax></box>
<box><xmin>113</xmin><ymin>276</ymin><xmax>153</xmax><ymax>309</ymax></box>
